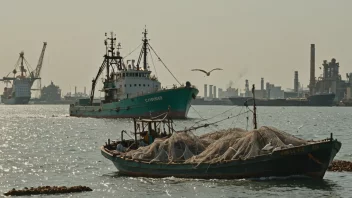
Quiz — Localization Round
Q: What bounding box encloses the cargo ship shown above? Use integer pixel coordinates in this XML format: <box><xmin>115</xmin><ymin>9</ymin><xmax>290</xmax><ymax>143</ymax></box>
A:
<box><xmin>229</xmin><ymin>93</ymin><xmax>336</xmax><ymax>106</ymax></box>
<box><xmin>69</xmin><ymin>29</ymin><xmax>198</xmax><ymax>119</ymax></box>
<box><xmin>191</xmin><ymin>97</ymin><xmax>232</xmax><ymax>106</ymax></box>
<box><xmin>1</xmin><ymin>43</ymin><xmax>47</xmax><ymax>105</ymax></box>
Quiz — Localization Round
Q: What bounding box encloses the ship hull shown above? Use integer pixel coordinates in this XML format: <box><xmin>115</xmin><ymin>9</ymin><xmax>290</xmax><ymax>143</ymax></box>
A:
<box><xmin>191</xmin><ymin>98</ymin><xmax>232</xmax><ymax>106</ymax></box>
<box><xmin>101</xmin><ymin>139</ymin><xmax>341</xmax><ymax>179</ymax></box>
<box><xmin>1</xmin><ymin>97</ymin><xmax>30</xmax><ymax>105</ymax></box>
<box><xmin>229</xmin><ymin>93</ymin><xmax>336</xmax><ymax>107</ymax></box>
<box><xmin>69</xmin><ymin>87</ymin><xmax>198</xmax><ymax>119</ymax></box>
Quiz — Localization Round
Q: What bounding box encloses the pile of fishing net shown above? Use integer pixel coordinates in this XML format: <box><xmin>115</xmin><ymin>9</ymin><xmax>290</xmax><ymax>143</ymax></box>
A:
<box><xmin>121</xmin><ymin>126</ymin><xmax>308</xmax><ymax>164</ymax></box>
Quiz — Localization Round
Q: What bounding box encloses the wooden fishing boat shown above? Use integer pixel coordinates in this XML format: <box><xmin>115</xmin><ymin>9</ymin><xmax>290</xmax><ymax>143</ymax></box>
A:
<box><xmin>101</xmin><ymin>85</ymin><xmax>342</xmax><ymax>179</ymax></box>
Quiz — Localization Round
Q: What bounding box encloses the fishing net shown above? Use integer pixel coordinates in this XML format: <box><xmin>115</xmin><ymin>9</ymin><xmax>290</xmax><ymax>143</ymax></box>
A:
<box><xmin>121</xmin><ymin>126</ymin><xmax>308</xmax><ymax>164</ymax></box>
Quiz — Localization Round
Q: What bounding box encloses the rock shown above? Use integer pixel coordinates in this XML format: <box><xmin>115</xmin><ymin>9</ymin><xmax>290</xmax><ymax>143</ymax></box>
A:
<box><xmin>328</xmin><ymin>160</ymin><xmax>352</xmax><ymax>172</ymax></box>
<box><xmin>3</xmin><ymin>185</ymin><xmax>92</xmax><ymax>196</ymax></box>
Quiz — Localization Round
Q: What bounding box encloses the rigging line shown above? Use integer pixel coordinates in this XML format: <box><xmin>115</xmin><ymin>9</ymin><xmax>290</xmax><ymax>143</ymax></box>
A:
<box><xmin>6</xmin><ymin>58</ymin><xmax>21</xmax><ymax>77</ymax></box>
<box><xmin>123</xmin><ymin>43</ymin><xmax>142</xmax><ymax>59</ymax></box>
<box><xmin>147</xmin><ymin>43</ymin><xmax>181</xmax><ymax>85</ymax></box>
<box><xmin>190</xmin><ymin>105</ymin><xmax>218</xmax><ymax>131</ymax></box>
<box><xmin>23</xmin><ymin>58</ymin><xmax>33</xmax><ymax>71</ymax></box>
<box><xmin>181</xmin><ymin>110</ymin><xmax>250</xmax><ymax>132</ymax></box>
<box><xmin>148</xmin><ymin>48</ymin><xmax>158</xmax><ymax>78</ymax></box>
<box><xmin>194</xmin><ymin>105</ymin><xmax>243</xmax><ymax>125</ymax></box>
<box><xmin>231</xmin><ymin>106</ymin><xmax>244</xmax><ymax>126</ymax></box>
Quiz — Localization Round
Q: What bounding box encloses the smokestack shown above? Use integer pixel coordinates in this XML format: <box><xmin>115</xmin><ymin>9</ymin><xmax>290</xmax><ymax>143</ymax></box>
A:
<box><xmin>261</xmin><ymin>78</ymin><xmax>264</xmax><ymax>91</ymax></box>
<box><xmin>213</xmin><ymin>86</ymin><xmax>217</xmax><ymax>98</ymax></box>
<box><xmin>209</xmin><ymin>85</ymin><xmax>213</xmax><ymax>98</ymax></box>
<box><xmin>84</xmin><ymin>87</ymin><xmax>86</xmax><ymax>95</ymax></box>
<box><xmin>294</xmin><ymin>71</ymin><xmax>299</xmax><ymax>93</ymax></box>
<box><xmin>204</xmin><ymin>84</ymin><xmax>208</xmax><ymax>98</ymax></box>
<box><xmin>309</xmin><ymin>44</ymin><xmax>315</xmax><ymax>95</ymax></box>
<box><xmin>245</xmin><ymin>79</ymin><xmax>249</xmax><ymax>91</ymax></box>
<box><xmin>75</xmin><ymin>86</ymin><xmax>77</xmax><ymax>96</ymax></box>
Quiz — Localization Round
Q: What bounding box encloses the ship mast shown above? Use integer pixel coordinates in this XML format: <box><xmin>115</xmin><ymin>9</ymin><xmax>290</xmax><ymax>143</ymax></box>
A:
<box><xmin>89</xmin><ymin>32</ymin><xmax>124</xmax><ymax>105</ymax></box>
<box><xmin>143</xmin><ymin>28</ymin><xmax>148</xmax><ymax>71</ymax></box>
<box><xmin>136</xmin><ymin>27</ymin><xmax>149</xmax><ymax>71</ymax></box>
<box><xmin>20</xmin><ymin>52</ymin><xmax>25</xmax><ymax>77</ymax></box>
<box><xmin>252</xmin><ymin>84</ymin><xmax>258</xmax><ymax>129</ymax></box>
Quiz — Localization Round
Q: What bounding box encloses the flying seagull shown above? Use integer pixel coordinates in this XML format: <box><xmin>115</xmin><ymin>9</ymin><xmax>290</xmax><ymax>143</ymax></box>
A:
<box><xmin>191</xmin><ymin>68</ymin><xmax>223</xmax><ymax>76</ymax></box>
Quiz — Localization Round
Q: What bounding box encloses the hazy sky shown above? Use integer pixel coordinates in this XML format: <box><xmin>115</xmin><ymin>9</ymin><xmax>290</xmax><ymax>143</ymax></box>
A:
<box><xmin>1</xmin><ymin>0</ymin><xmax>352</xmax><ymax>97</ymax></box>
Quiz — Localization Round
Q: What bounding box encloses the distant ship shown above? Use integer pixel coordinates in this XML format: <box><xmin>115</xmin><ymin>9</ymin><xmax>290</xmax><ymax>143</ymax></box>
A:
<box><xmin>1</xmin><ymin>43</ymin><xmax>47</xmax><ymax>105</ymax></box>
<box><xmin>69</xmin><ymin>29</ymin><xmax>198</xmax><ymax>119</ymax></box>
<box><xmin>229</xmin><ymin>93</ymin><xmax>336</xmax><ymax>106</ymax></box>
<box><xmin>191</xmin><ymin>97</ymin><xmax>232</xmax><ymax>106</ymax></box>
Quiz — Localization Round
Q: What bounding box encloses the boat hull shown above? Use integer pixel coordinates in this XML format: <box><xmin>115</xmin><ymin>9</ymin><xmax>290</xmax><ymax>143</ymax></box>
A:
<box><xmin>70</xmin><ymin>87</ymin><xmax>199</xmax><ymax>119</ymax></box>
<box><xmin>101</xmin><ymin>140</ymin><xmax>341</xmax><ymax>179</ymax></box>
<box><xmin>229</xmin><ymin>93</ymin><xmax>336</xmax><ymax>107</ymax></box>
<box><xmin>1</xmin><ymin>97</ymin><xmax>30</xmax><ymax>105</ymax></box>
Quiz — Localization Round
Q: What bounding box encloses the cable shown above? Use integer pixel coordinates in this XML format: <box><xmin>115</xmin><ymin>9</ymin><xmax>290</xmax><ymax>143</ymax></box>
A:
<box><xmin>123</xmin><ymin>43</ymin><xmax>143</xmax><ymax>59</ymax></box>
<box><xmin>194</xmin><ymin>105</ymin><xmax>242</xmax><ymax>125</ymax></box>
<box><xmin>182</xmin><ymin>110</ymin><xmax>250</xmax><ymax>132</ymax></box>
<box><xmin>148</xmin><ymin>43</ymin><xmax>181</xmax><ymax>85</ymax></box>
<box><xmin>148</xmin><ymin>48</ymin><xmax>158</xmax><ymax>78</ymax></box>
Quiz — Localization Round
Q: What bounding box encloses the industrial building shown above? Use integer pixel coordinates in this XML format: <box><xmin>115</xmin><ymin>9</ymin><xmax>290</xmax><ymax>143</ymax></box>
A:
<box><xmin>308</xmin><ymin>44</ymin><xmax>351</xmax><ymax>103</ymax></box>
<box><xmin>40</xmin><ymin>81</ymin><xmax>61</xmax><ymax>102</ymax></box>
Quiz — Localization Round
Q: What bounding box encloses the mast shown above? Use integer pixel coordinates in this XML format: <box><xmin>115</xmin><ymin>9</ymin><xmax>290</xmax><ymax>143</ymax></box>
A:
<box><xmin>143</xmin><ymin>28</ymin><xmax>148</xmax><ymax>71</ymax></box>
<box><xmin>89</xmin><ymin>32</ymin><xmax>123</xmax><ymax>105</ymax></box>
<box><xmin>252</xmin><ymin>84</ymin><xmax>257</xmax><ymax>129</ymax></box>
<box><xmin>20</xmin><ymin>52</ymin><xmax>25</xmax><ymax>77</ymax></box>
<box><xmin>106</xmin><ymin>32</ymin><xmax>117</xmax><ymax>79</ymax></box>
<box><xmin>136</xmin><ymin>27</ymin><xmax>149</xmax><ymax>71</ymax></box>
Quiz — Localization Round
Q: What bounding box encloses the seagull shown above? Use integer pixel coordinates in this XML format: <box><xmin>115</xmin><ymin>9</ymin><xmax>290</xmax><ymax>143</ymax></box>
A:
<box><xmin>191</xmin><ymin>68</ymin><xmax>223</xmax><ymax>76</ymax></box>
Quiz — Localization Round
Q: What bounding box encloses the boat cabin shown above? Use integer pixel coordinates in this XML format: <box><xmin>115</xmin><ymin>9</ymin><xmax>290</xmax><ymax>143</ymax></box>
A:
<box><xmin>105</xmin><ymin>116</ymin><xmax>174</xmax><ymax>151</ymax></box>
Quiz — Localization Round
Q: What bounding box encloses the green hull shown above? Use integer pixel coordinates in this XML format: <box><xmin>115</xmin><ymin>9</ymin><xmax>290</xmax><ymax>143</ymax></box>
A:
<box><xmin>101</xmin><ymin>140</ymin><xmax>341</xmax><ymax>179</ymax></box>
<box><xmin>70</xmin><ymin>87</ymin><xmax>198</xmax><ymax>119</ymax></box>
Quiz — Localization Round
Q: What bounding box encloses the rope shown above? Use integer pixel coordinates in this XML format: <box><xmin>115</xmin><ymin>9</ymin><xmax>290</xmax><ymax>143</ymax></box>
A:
<box><xmin>231</xmin><ymin>106</ymin><xmax>244</xmax><ymax>127</ymax></box>
<box><xmin>194</xmin><ymin>105</ymin><xmax>242</xmax><ymax>125</ymax></box>
<box><xmin>148</xmin><ymin>48</ymin><xmax>158</xmax><ymax>78</ymax></box>
<box><xmin>190</xmin><ymin>106</ymin><xmax>219</xmax><ymax>131</ymax></box>
<box><xmin>148</xmin><ymin>43</ymin><xmax>181</xmax><ymax>85</ymax></box>
<box><xmin>123</xmin><ymin>43</ymin><xmax>143</xmax><ymax>59</ymax></box>
<box><xmin>181</xmin><ymin>110</ymin><xmax>250</xmax><ymax>132</ymax></box>
<box><xmin>6</xmin><ymin>57</ymin><xmax>21</xmax><ymax>77</ymax></box>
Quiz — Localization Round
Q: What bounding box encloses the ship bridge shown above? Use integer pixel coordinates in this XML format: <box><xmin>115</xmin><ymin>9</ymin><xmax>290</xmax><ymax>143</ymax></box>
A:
<box><xmin>112</xmin><ymin>69</ymin><xmax>161</xmax><ymax>99</ymax></box>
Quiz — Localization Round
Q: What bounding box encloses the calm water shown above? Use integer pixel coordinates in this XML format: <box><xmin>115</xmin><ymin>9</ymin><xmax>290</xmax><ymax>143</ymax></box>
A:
<box><xmin>0</xmin><ymin>105</ymin><xmax>351</xmax><ymax>198</ymax></box>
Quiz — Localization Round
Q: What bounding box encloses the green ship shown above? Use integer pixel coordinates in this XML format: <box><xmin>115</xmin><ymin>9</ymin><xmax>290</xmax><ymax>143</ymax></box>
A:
<box><xmin>70</xmin><ymin>29</ymin><xmax>198</xmax><ymax>119</ymax></box>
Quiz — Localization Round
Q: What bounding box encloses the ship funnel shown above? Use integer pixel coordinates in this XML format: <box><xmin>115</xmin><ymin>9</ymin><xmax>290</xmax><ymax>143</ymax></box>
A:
<box><xmin>294</xmin><ymin>71</ymin><xmax>299</xmax><ymax>93</ymax></box>
<box><xmin>309</xmin><ymin>44</ymin><xmax>315</xmax><ymax>95</ymax></box>
<box><xmin>209</xmin><ymin>85</ymin><xmax>213</xmax><ymax>98</ymax></box>
<box><xmin>213</xmin><ymin>86</ymin><xmax>217</xmax><ymax>98</ymax></box>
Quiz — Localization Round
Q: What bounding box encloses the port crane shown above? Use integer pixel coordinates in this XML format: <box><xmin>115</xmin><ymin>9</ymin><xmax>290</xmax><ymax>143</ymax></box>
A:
<box><xmin>30</xmin><ymin>42</ymin><xmax>47</xmax><ymax>87</ymax></box>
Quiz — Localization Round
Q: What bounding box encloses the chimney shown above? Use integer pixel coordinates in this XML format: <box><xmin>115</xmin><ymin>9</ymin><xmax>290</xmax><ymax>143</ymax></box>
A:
<box><xmin>75</xmin><ymin>86</ymin><xmax>77</xmax><ymax>96</ymax></box>
<box><xmin>309</xmin><ymin>44</ymin><xmax>315</xmax><ymax>95</ymax></box>
<box><xmin>204</xmin><ymin>84</ymin><xmax>208</xmax><ymax>98</ymax></box>
<box><xmin>294</xmin><ymin>71</ymin><xmax>299</xmax><ymax>93</ymax></box>
<box><xmin>209</xmin><ymin>85</ymin><xmax>213</xmax><ymax>98</ymax></box>
<box><xmin>213</xmin><ymin>86</ymin><xmax>217</xmax><ymax>98</ymax></box>
<box><xmin>245</xmin><ymin>79</ymin><xmax>249</xmax><ymax>91</ymax></box>
<box><xmin>261</xmin><ymin>78</ymin><xmax>264</xmax><ymax>91</ymax></box>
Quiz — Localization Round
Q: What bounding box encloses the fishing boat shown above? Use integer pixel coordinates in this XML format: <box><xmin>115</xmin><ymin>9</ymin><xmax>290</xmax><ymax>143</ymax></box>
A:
<box><xmin>69</xmin><ymin>29</ymin><xmax>198</xmax><ymax>119</ymax></box>
<box><xmin>101</xmin><ymin>85</ymin><xmax>341</xmax><ymax>179</ymax></box>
